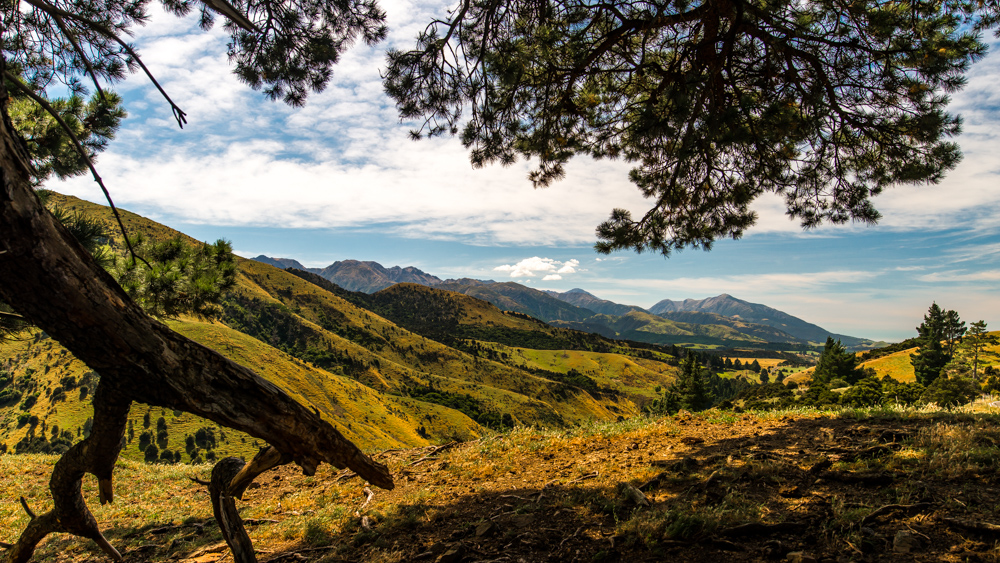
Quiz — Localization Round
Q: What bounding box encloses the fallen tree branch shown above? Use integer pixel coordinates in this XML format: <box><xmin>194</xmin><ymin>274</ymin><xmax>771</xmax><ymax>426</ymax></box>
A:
<box><xmin>569</xmin><ymin>471</ymin><xmax>599</xmax><ymax>484</ymax></box>
<box><xmin>356</xmin><ymin>487</ymin><xmax>375</xmax><ymax>515</ymax></box>
<box><xmin>862</xmin><ymin>503</ymin><xmax>934</xmax><ymax>525</ymax></box>
<box><xmin>939</xmin><ymin>517</ymin><xmax>1000</xmax><ymax>537</ymax></box>
<box><xmin>720</xmin><ymin>522</ymin><xmax>808</xmax><ymax>537</ymax></box>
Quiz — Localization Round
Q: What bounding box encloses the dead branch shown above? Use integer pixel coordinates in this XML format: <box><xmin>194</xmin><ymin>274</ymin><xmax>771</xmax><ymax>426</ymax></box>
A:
<box><xmin>569</xmin><ymin>471</ymin><xmax>599</xmax><ymax>484</ymax></box>
<box><xmin>211</xmin><ymin>457</ymin><xmax>257</xmax><ymax>563</ymax></box>
<box><xmin>4</xmin><ymin>383</ymin><xmax>129</xmax><ymax>563</ymax></box>
<box><xmin>619</xmin><ymin>482</ymin><xmax>650</xmax><ymax>507</ymax></box>
<box><xmin>17</xmin><ymin>498</ymin><xmax>35</xmax><ymax>520</ymax></box>
<box><xmin>229</xmin><ymin>446</ymin><xmax>290</xmax><ymax>499</ymax></box>
<box><xmin>356</xmin><ymin>487</ymin><xmax>375</xmax><ymax>514</ymax></box>
<box><xmin>939</xmin><ymin>517</ymin><xmax>1000</xmax><ymax>537</ymax></box>
<box><xmin>334</xmin><ymin>470</ymin><xmax>359</xmax><ymax>483</ymax></box>
<box><xmin>861</xmin><ymin>503</ymin><xmax>934</xmax><ymax>525</ymax></box>
<box><xmin>720</xmin><ymin>522</ymin><xmax>808</xmax><ymax>537</ymax></box>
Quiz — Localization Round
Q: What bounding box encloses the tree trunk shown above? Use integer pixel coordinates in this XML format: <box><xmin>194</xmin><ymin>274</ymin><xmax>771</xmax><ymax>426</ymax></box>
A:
<box><xmin>0</xmin><ymin>55</ymin><xmax>391</xmax><ymax>559</ymax></box>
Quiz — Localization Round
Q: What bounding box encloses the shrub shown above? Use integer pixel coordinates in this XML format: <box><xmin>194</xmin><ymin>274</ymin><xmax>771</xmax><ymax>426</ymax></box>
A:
<box><xmin>921</xmin><ymin>377</ymin><xmax>978</xmax><ymax>409</ymax></box>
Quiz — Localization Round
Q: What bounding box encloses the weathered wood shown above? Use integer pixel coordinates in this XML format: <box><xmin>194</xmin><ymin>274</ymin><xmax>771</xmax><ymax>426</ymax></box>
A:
<box><xmin>4</xmin><ymin>383</ymin><xmax>129</xmax><ymax>563</ymax></box>
<box><xmin>230</xmin><ymin>447</ymin><xmax>291</xmax><ymax>499</ymax></box>
<box><xmin>211</xmin><ymin>458</ymin><xmax>257</xmax><ymax>563</ymax></box>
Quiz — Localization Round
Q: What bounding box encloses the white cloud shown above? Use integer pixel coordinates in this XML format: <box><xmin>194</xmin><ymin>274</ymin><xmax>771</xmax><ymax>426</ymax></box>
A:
<box><xmin>557</xmin><ymin>259</ymin><xmax>580</xmax><ymax>274</ymax></box>
<box><xmin>493</xmin><ymin>257</ymin><xmax>582</xmax><ymax>278</ymax></box>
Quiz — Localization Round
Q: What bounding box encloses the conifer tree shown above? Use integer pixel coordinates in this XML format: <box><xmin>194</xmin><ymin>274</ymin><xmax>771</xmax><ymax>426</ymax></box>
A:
<box><xmin>955</xmin><ymin>320</ymin><xmax>999</xmax><ymax>380</ymax></box>
<box><xmin>813</xmin><ymin>337</ymin><xmax>865</xmax><ymax>385</ymax></box>
<box><xmin>674</xmin><ymin>353</ymin><xmax>711</xmax><ymax>411</ymax></box>
<box><xmin>385</xmin><ymin>0</ymin><xmax>995</xmax><ymax>255</ymax></box>
<box><xmin>911</xmin><ymin>303</ymin><xmax>951</xmax><ymax>386</ymax></box>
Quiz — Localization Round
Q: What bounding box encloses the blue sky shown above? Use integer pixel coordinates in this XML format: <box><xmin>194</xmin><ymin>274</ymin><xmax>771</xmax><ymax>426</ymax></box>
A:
<box><xmin>52</xmin><ymin>1</ymin><xmax>1000</xmax><ymax>343</ymax></box>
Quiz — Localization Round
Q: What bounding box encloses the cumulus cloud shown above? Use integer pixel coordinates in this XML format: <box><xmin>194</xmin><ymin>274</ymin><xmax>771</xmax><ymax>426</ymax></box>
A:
<box><xmin>493</xmin><ymin>257</ymin><xmax>582</xmax><ymax>278</ymax></box>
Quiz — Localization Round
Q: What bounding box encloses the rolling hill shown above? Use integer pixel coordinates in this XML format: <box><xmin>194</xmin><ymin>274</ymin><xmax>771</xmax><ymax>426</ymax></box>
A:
<box><xmin>0</xmin><ymin>193</ymin><xmax>688</xmax><ymax>460</ymax></box>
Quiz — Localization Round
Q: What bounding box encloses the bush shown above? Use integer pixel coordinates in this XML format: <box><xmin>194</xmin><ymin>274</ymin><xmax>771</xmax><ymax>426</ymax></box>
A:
<box><xmin>841</xmin><ymin>377</ymin><xmax>883</xmax><ymax>408</ymax></box>
<box><xmin>144</xmin><ymin>444</ymin><xmax>159</xmax><ymax>463</ymax></box>
<box><xmin>921</xmin><ymin>377</ymin><xmax>978</xmax><ymax>409</ymax></box>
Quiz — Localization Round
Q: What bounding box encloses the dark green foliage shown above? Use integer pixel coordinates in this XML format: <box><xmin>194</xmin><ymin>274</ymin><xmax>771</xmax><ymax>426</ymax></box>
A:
<box><xmin>406</xmin><ymin>385</ymin><xmax>513</xmax><ymax>430</ymax></box>
<box><xmin>138</xmin><ymin>430</ymin><xmax>152</xmax><ymax>452</ymax></box>
<box><xmin>144</xmin><ymin>443</ymin><xmax>159</xmax><ymax>463</ymax></box>
<box><xmin>798</xmin><ymin>382</ymin><xmax>840</xmax><ymax>408</ymax></box>
<box><xmin>943</xmin><ymin>310</ymin><xmax>967</xmax><ymax>358</ymax></box>
<box><xmin>736</xmin><ymin>383</ymin><xmax>795</xmax><ymax>411</ymax></box>
<box><xmin>921</xmin><ymin>376</ymin><xmax>978</xmax><ymax>409</ymax></box>
<box><xmin>653</xmin><ymin>353</ymin><xmax>712</xmax><ymax>412</ymax></box>
<box><xmin>0</xmin><ymin>370</ymin><xmax>21</xmax><ymax>405</ymax></box>
<box><xmin>194</xmin><ymin>427</ymin><xmax>217</xmax><ymax>450</ymax></box>
<box><xmin>911</xmin><ymin>303</ymin><xmax>954</xmax><ymax>386</ymax></box>
<box><xmin>19</xmin><ymin>392</ymin><xmax>38</xmax><ymax>410</ymax></box>
<box><xmin>386</xmin><ymin>0</ymin><xmax>984</xmax><ymax>255</ymax></box>
<box><xmin>111</xmin><ymin>236</ymin><xmax>237</xmax><ymax>320</ymax></box>
<box><xmin>956</xmin><ymin>320</ymin><xmax>999</xmax><ymax>379</ymax></box>
<box><xmin>6</xmin><ymin>89</ymin><xmax>125</xmax><ymax>185</ymax></box>
<box><xmin>813</xmin><ymin>337</ymin><xmax>866</xmax><ymax>385</ymax></box>
<box><xmin>881</xmin><ymin>377</ymin><xmax>925</xmax><ymax>407</ymax></box>
<box><xmin>14</xmin><ymin>427</ymin><xmax>75</xmax><ymax>455</ymax></box>
<box><xmin>840</xmin><ymin>377</ymin><xmax>884</xmax><ymax>408</ymax></box>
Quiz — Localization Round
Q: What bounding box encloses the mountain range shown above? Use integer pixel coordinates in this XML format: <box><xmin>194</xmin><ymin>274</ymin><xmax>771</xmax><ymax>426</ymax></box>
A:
<box><xmin>252</xmin><ymin>256</ymin><xmax>881</xmax><ymax>350</ymax></box>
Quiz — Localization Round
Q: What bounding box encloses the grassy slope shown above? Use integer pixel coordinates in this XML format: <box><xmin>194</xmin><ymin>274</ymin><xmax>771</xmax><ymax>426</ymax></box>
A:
<box><xmin>237</xmin><ymin>261</ymin><xmax>620</xmax><ymax>426</ymax></box>
<box><xmin>6</xmin><ymin>408</ymin><xmax>1000</xmax><ymax>563</ymax></box>
<box><xmin>2</xmin><ymin>193</ymin><xmax>679</xmax><ymax>457</ymax></box>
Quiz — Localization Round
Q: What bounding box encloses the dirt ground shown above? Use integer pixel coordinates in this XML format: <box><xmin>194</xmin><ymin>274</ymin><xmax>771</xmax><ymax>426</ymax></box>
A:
<box><xmin>9</xmin><ymin>411</ymin><xmax>1000</xmax><ymax>562</ymax></box>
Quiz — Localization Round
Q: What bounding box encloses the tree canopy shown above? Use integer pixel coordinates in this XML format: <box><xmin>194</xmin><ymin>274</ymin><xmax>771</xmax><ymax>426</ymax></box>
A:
<box><xmin>385</xmin><ymin>0</ymin><xmax>992</xmax><ymax>255</ymax></box>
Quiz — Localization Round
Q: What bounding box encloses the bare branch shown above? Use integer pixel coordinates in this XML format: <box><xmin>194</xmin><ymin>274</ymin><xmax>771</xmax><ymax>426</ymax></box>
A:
<box><xmin>4</xmin><ymin>70</ymin><xmax>151</xmax><ymax>269</ymax></box>
<box><xmin>20</xmin><ymin>0</ymin><xmax>188</xmax><ymax>128</ymax></box>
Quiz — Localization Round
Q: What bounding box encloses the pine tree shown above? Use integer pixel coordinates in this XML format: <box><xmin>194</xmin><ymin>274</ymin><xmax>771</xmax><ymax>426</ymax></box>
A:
<box><xmin>385</xmin><ymin>0</ymin><xmax>994</xmax><ymax>255</ymax></box>
<box><xmin>911</xmin><ymin>303</ymin><xmax>951</xmax><ymax>386</ymax></box>
<box><xmin>813</xmin><ymin>337</ymin><xmax>865</xmax><ymax>385</ymax></box>
<box><xmin>956</xmin><ymin>320</ymin><xmax>999</xmax><ymax>380</ymax></box>
<box><xmin>674</xmin><ymin>353</ymin><xmax>711</xmax><ymax>411</ymax></box>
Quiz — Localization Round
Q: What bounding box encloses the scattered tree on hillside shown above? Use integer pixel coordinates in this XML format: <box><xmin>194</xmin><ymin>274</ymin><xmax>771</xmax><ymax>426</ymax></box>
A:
<box><xmin>812</xmin><ymin>337</ymin><xmax>866</xmax><ymax>385</ymax></box>
<box><xmin>951</xmin><ymin>320</ymin><xmax>999</xmax><ymax>380</ymax></box>
<box><xmin>943</xmin><ymin>309</ymin><xmax>967</xmax><ymax>358</ymax></box>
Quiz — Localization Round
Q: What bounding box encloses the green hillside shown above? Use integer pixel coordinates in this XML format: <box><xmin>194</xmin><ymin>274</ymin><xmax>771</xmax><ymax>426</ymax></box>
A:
<box><xmin>0</xmin><ymin>193</ymin><xmax>685</xmax><ymax>460</ymax></box>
